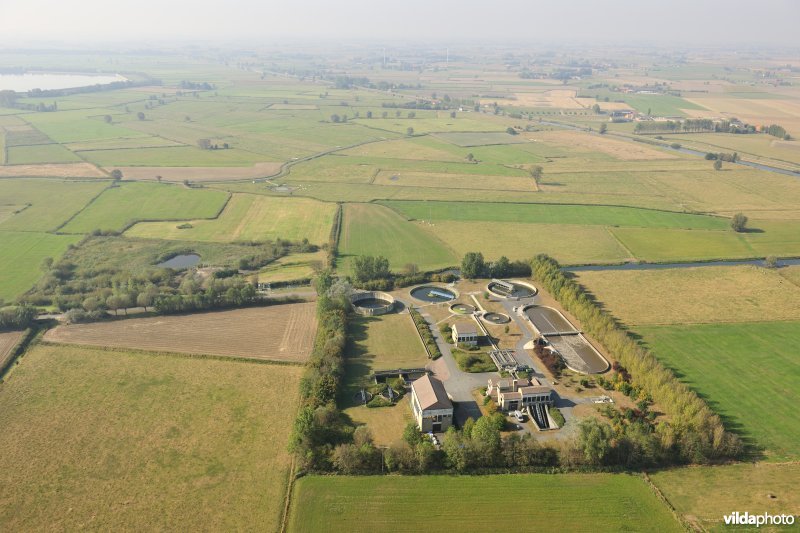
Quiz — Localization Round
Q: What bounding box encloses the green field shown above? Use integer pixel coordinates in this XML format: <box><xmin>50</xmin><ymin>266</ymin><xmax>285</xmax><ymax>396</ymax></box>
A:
<box><xmin>127</xmin><ymin>194</ymin><xmax>336</xmax><ymax>244</ymax></box>
<box><xmin>0</xmin><ymin>179</ymin><xmax>108</xmax><ymax>232</ymax></box>
<box><xmin>5</xmin><ymin>143</ymin><xmax>82</xmax><ymax>164</ymax></box>
<box><xmin>429</xmin><ymin>221</ymin><xmax>630</xmax><ymax>264</ymax></box>
<box><xmin>288</xmin><ymin>474</ymin><xmax>683</xmax><ymax>532</ymax></box>
<box><xmin>0</xmin><ymin>231</ymin><xmax>82</xmax><ymax>301</ymax></box>
<box><xmin>610</xmin><ymin>227</ymin><xmax>755</xmax><ymax>262</ymax></box>
<box><xmin>339</xmin><ymin>203</ymin><xmax>458</xmax><ymax>272</ymax></box>
<box><xmin>60</xmin><ymin>181</ymin><xmax>229</xmax><ymax>233</ymax></box>
<box><xmin>382</xmin><ymin>200</ymin><xmax>729</xmax><ymax>229</ymax></box>
<box><xmin>0</xmin><ymin>344</ymin><xmax>301</xmax><ymax>531</ymax></box>
<box><xmin>636</xmin><ymin>321</ymin><xmax>800</xmax><ymax>460</ymax></box>
<box><xmin>651</xmin><ymin>464</ymin><xmax>800</xmax><ymax>532</ymax></box>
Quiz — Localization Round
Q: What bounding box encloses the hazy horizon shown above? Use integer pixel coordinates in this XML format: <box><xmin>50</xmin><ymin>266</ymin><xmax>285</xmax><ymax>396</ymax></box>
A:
<box><xmin>1</xmin><ymin>0</ymin><xmax>799</xmax><ymax>48</ymax></box>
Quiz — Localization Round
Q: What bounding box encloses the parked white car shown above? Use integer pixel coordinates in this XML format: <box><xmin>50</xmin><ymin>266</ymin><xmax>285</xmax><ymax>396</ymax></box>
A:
<box><xmin>513</xmin><ymin>410</ymin><xmax>525</xmax><ymax>422</ymax></box>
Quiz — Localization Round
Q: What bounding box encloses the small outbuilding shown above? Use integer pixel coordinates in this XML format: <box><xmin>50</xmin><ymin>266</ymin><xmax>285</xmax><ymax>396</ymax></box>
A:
<box><xmin>410</xmin><ymin>374</ymin><xmax>453</xmax><ymax>433</ymax></box>
<box><xmin>452</xmin><ymin>320</ymin><xmax>478</xmax><ymax>346</ymax></box>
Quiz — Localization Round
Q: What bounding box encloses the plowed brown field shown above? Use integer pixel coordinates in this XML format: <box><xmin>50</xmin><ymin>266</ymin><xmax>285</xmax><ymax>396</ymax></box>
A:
<box><xmin>44</xmin><ymin>303</ymin><xmax>316</xmax><ymax>362</ymax></box>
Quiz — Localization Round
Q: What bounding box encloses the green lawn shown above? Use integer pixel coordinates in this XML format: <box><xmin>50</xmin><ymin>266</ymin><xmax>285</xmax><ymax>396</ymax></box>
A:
<box><xmin>127</xmin><ymin>194</ymin><xmax>336</xmax><ymax>244</ymax></box>
<box><xmin>0</xmin><ymin>344</ymin><xmax>301</xmax><ymax>531</ymax></box>
<box><xmin>637</xmin><ymin>322</ymin><xmax>800</xmax><ymax>460</ymax></box>
<box><xmin>5</xmin><ymin>143</ymin><xmax>82</xmax><ymax>164</ymax></box>
<box><xmin>0</xmin><ymin>231</ymin><xmax>82</xmax><ymax>301</ymax></box>
<box><xmin>0</xmin><ymin>179</ymin><xmax>108</xmax><ymax>232</ymax></box>
<box><xmin>382</xmin><ymin>200</ymin><xmax>729</xmax><ymax>230</ymax></box>
<box><xmin>611</xmin><ymin>227</ymin><xmax>755</xmax><ymax>262</ymax></box>
<box><xmin>60</xmin><ymin>182</ymin><xmax>229</xmax><ymax>233</ymax></box>
<box><xmin>288</xmin><ymin>474</ymin><xmax>683</xmax><ymax>532</ymax></box>
<box><xmin>339</xmin><ymin>203</ymin><xmax>458</xmax><ymax>273</ymax></box>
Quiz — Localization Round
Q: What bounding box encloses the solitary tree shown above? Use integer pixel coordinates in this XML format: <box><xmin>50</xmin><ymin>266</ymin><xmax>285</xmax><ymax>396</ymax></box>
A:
<box><xmin>730</xmin><ymin>213</ymin><xmax>748</xmax><ymax>232</ymax></box>
<box><xmin>506</xmin><ymin>127</ymin><xmax>518</xmax><ymax>135</ymax></box>
<box><xmin>599</xmin><ymin>123</ymin><xmax>608</xmax><ymax>134</ymax></box>
<box><xmin>406</xmin><ymin>127</ymin><xmax>414</xmax><ymax>136</ymax></box>
<box><xmin>197</xmin><ymin>138</ymin><xmax>211</xmax><ymax>150</ymax></box>
<box><xmin>530</xmin><ymin>165</ymin><xmax>543</xmax><ymax>186</ymax></box>
<box><xmin>103</xmin><ymin>114</ymin><xmax>112</xmax><ymax>124</ymax></box>
<box><xmin>591</xmin><ymin>103</ymin><xmax>601</xmax><ymax>114</ymax></box>
<box><xmin>381</xmin><ymin>111</ymin><xmax>388</xmax><ymax>119</ymax></box>
<box><xmin>137</xmin><ymin>111</ymin><xmax>145</xmax><ymax>120</ymax></box>
<box><xmin>366</xmin><ymin>110</ymin><xmax>372</xmax><ymax>119</ymax></box>
<box><xmin>110</xmin><ymin>169</ymin><xmax>123</xmax><ymax>181</ymax></box>
<box><xmin>714</xmin><ymin>159</ymin><xmax>723</xmax><ymax>171</ymax></box>
<box><xmin>466</xmin><ymin>153</ymin><xmax>474</xmax><ymax>162</ymax></box>
<box><xmin>330</xmin><ymin>114</ymin><xmax>341</xmax><ymax>123</ymax></box>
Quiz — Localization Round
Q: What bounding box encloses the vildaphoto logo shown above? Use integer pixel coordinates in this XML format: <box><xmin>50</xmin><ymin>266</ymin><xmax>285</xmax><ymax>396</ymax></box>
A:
<box><xmin>723</xmin><ymin>512</ymin><xmax>795</xmax><ymax>527</ymax></box>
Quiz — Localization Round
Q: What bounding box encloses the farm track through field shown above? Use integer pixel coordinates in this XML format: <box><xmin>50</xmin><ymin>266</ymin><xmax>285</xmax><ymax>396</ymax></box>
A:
<box><xmin>43</xmin><ymin>304</ymin><xmax>317</xmax><ymax>362</ymax></box>
<box><xmin>0</xmin><ymin>330</ymin><xmax>24</xmax><ymax>373</ymax></box>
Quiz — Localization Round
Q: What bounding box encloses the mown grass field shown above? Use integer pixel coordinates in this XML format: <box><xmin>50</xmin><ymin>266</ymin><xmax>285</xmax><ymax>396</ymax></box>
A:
<box><xmin>255</xmin><ymin>250</ymin><xmax>326</xmax><ymax>283</ymax></box>
<box><xmin>341</xmin><ymin>313</ymin><xmax>429</xmax><ymax>446</ymax></box>
<box><xmin>127</xmin><ymin>194</ymin><xmax>336</xmax><ymax>244</ymax></box>
<box><xmin>429</xmin><ymin>221</ymin><xmax>631</xmax><ymax>264</ymax></box>
<box><xmin>288</xmin><ymin>474</ymin><xmax>683</xmax><ymax>532</ymax></box>
<box><xmin>339</xmin><ymin>203</ymin><xmax>458</xmax><ymax>273</ymax></box>
<box><xmin>0</xmin><ymin>179</ymin><xmax>108</xmax><ymax>232</ymax></box>
<box><xmin>0</xmin><ymin>344</ymin><xmax>301</xmax><ymax>531</ymax></box>
<box><xmin>60</xmin><ymin>181</ymin><xmax>229</xmax><ymax>233</ymax></box>
<box><xmin>636</xmin><ymin>321</ymin><xmax>800</xmax><ymax>460</ymax></box>
<box><xmin>651</xmin><ymin>464</ymin><xmax>800</xmax><ymax>532</ymax></box>
<box><xmin>574</xmin><ymin>265</ymin><xmax>800</xmax><ymax>325</ymax></box>
<box><xmin>44</xmin><ymin>303</ymin><xmax>317</xmax><ymax>362</ymax></box>
<box><xmin>0</xmin><ymin>231</ymin><xmax>82</xmax><ymax>301</ymax></box>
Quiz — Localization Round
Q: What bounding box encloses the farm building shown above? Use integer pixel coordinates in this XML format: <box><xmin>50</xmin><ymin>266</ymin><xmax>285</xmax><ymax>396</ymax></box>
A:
<box><xmin>609</xmin><ymin>109</ymin><xmax>636</xmax><ymax>122</ymax></box>
<box><xmin>452</xmin><ymin>320</ymin><xmax>479</xmax><ymax>346</ymax></box>
<box><xmin>410</xmin><ymin>374</ymin><xmax>453</xmax><ymax>433</ymax></box>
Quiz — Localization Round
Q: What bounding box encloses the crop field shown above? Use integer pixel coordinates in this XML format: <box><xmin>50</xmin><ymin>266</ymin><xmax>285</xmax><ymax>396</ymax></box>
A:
<box><xmin>288</xmin><ymin>474</ymin><xmax>682</xmax><ymax>532</ymax></box>
<box><xmin>0</xmin><ymin>231</ymin><xmax>82</xmax><ymax>301</ymax></box>
<box><xmin>382</xmin><ymin>200</ymin><xmax>729</xmax><ymax>229</ymax></box>
<box><xmin>669</xmin><ymin>132</ymin><xmax>800</xmax><ymax>166</ymax></box>
<box><xmin>127</xmin><ymin>194</ymin><xmax>336</xmax><ymax>244</ymax></box>
<box><xmin>574</xmin><ymin>265</ymin><xmax>800</xmax><ymax>325</ymax></box>
<box><xmin>0</xmin><ymin>330</ymin><xmax>23</xmax><ymax>372</ymax></box>
<box><xmin>44</xmin><ymin>303</ymin><xmax>316</xmax><ymax>362</ymax></box>
<box><xmin>0</xmin><ymin>179</ymin><xmax>108</xmax><ymax>231</ymax></box>
<box><xmin>0</xmin><ymin>344</ymin><xmax>301</xmax><ymax>531</ymax></box>
<box><xmin>0</xmin><ymin>162</ymin><xmax>107</xmax><ymax>178</ymax></box>
<box><xmin>83</xmin><ymin>145</ymin><xmax>269</xmax><ymax>167</ymax></box>
<box><xmin>651</xmin><ymin>464</ymin><xmax>800</xmax><ymax>531</ymax></box>
<box><xmin>635</xmin><ymin>321</ymin><xmax>800</xmax><ymax>460</ymax></box>
<box><xmin>339</xmin><ymin>203</ymin><xmax>458</xmax><ymax>273</ymax></box>
<box><xmin>60</xmin><ymin>181</ymin><xmax>229</xmax><ymax>233</ymax></box>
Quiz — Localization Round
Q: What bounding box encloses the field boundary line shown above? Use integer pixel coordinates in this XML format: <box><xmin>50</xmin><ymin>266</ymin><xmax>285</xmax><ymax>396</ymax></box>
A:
<box><xmin>642</xmin><ymin>472</ymin><xmax>700</xmax><ymax>532</ymax></box>
<box><xmin>0</xmin><ymin>327</ymin><xmax>38</xmax><ymax>380</ymax></box>
<box><xmin>279</xmin><ymin>451</ymin><xmax>298</xmax><ymax>533</ymax></box>
<box><xmin>375</xmin><ymin>198</ymin><xmax>724</xmax><ymax>220</ymax></box>
<box><xmin>51</xmin><ymin>181</ymin><xmax>114</xmax><ymax>233</ymax></box>
<box><xmin>38</xmin><ymin>340</ymin><xmax>307</xmax><ymax>367</ymax></box>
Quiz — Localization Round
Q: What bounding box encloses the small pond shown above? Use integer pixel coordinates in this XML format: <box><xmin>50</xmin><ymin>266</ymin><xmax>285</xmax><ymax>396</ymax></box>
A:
<box><xmin>157</xmin><ymin>254</ymin><xmax>201</xmax><ymax>269</ymax></box>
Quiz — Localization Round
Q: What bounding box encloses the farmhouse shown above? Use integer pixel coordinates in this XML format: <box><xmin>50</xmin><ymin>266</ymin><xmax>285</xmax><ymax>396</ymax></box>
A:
<box><xmin>410</xmin><ymin>374</ymin><xmax>453</xmax><ymax>432</ymax></box>
<box><xmin>452</xmin><ymin>320</ymin><xmax>479</xmax><ymax>346</ymax></box>
<box><xmin>609</xmin><ymin>109</ymin><xmax>636</xmax><ymax>122</ymax></box>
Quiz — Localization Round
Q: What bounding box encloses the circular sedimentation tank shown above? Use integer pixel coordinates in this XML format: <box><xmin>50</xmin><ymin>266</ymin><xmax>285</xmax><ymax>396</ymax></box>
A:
<box><xmin>486</xmin><ymin>280</ymin><xmax>537</xmax><ymax>299</ymax></box>
<box><xmin>350</xmin><ymin>291</ymin><xmax>395</xmax><ymax>316</ymax></box>
<box><xmin>450</xmin><ymin>303</ymin><xmax>476</xmax><ymax>314</ymax></box>
<box><xmin>483</xmin><ymin>312</ymin><xmax>511</xmax><ymax>324</ymax></box>
<box><xmin>410</xmin><ymin>285</ymin><xmax>457</xmax><ymax>303</ymax></box>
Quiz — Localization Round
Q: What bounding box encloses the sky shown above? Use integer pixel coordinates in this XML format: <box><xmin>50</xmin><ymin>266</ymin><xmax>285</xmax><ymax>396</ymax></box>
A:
<box><xmin>1</xmin><ymin>0</ymin><xmax>799</xmax><ymax>46</ymax></box>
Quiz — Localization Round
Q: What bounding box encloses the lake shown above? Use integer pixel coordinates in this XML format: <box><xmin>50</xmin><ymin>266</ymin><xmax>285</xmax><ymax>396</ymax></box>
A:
<box><xmin>0</xmin><ymin>72</ymin><xmax>127</xmax><ymax>92</ymax></box>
